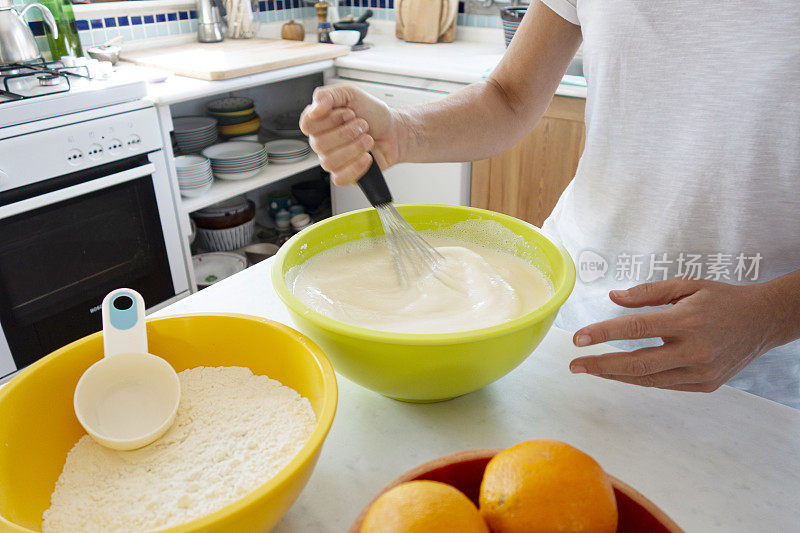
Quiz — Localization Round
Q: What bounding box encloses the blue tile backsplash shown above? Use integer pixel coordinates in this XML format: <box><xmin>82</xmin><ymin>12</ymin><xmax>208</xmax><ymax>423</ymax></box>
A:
<box><xmin>71</xmin><ymin>2</ymin><xmax>318</xmax><ymax>49</ymax></box>
<box><xmin>338</xmin><ymin>2</ymin><xmax>500</xmax><ymax>27</ymax></box>
<box><xmin>28</xmin><ymin>20</ymin><xmax>45</xmax><ymax>36</ymax></box>
<box><xmin>64</xmin><ymin>0</ymin><xmax>498</xmax><ymax>51</ymax></box>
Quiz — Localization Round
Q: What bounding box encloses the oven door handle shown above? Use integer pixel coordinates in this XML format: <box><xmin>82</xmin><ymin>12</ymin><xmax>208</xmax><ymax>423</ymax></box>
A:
<box><xmin>0</xmin><ymin>163</ymin><xmax>156</xmax><ymax>220</ymax></box>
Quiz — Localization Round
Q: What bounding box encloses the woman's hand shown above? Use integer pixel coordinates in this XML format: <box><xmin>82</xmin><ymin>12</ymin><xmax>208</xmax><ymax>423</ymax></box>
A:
<box><xmin>569</xmin><ymin>277</ymin><xmax>796</xmax><ymax>392</ymax></box>
<box><xmin>299</xmin><ymin>85</ymin><xmax>405</xmax><ymax>186</ymax></box>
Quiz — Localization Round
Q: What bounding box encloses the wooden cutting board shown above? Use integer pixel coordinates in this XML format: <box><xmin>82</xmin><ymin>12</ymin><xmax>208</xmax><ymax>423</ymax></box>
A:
<box><xmin>120</xmin><ymin>39</ymin><xmax>350</xmax><ymax>81</ymax></box>
<box><xmin>398</xmin><ymin>0</ymin><xmax>443</xmax><ymax>43</ymax></box>
<box><xmin>396</xmin><ymin>0</ymin><xmax>457</xmax><ymax>43</ymax></box>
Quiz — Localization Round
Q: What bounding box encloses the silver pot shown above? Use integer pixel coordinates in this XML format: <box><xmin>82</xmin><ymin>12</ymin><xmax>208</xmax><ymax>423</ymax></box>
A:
<box><xmin>0</xmin><ymin>0</ymin><xmax>58</xmax><ymax>65</ymax></box>
<box><xmin>196</xmin><ymin>0</ymin><xmax>227</xmax><ymax>43</ymax></box>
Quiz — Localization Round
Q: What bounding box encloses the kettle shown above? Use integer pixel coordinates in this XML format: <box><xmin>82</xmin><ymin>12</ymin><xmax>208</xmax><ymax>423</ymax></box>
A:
<box><xmin>196</xmin><ymin>0</ymin><xmax>227</xmax><ymax>43</ymax></box>
<box><xmin>0</xmin><ymin>0</ymin><xmax>58</xmax><ymax>65</ymax></box>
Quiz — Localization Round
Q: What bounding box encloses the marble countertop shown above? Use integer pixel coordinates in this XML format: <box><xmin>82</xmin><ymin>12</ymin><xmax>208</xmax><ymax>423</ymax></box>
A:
<box><xmin>113</xmin><ymin>20</ymin><xmax>586</xmax><ymax>105</ymax></box>
<box><xmin>334</xmin><ymin>21</ymin><xmax>587</xmax><ymax>99</ymax></box>
<box><xmin>114</xmin><ymin>55</ymin><xmax>337</xmax><ymax>106</ymax></box>
<box><xmin>154</xmin><ymin>259</ymin><xmax>800</xmax><ymax>532</ymax></box>
<box><xmin>335</xmin><ymin>26</ymin><xmax>507</xmax><ymax>85</ymax></box>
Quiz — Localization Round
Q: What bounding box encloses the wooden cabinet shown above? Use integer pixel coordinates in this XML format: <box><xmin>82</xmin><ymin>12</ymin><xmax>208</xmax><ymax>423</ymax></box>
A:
<box><xmin>470</xmin><ymin>95</ymin><xmax>586</xmax><ymax>227</ymax></box>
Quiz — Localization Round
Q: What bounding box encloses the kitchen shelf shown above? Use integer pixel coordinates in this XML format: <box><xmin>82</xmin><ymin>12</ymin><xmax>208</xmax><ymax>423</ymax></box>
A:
<box><xmin>181</xmin><ymin>154</ymin><xmax>321</xmax><ymax>214</ymax></box>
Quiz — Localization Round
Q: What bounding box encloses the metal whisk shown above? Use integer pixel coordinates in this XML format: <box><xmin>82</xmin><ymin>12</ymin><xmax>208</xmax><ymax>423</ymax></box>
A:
<box><xmin>357</xmin><ymin>154</ymin><xmax>443</xmax><ymax>286</ymax></box>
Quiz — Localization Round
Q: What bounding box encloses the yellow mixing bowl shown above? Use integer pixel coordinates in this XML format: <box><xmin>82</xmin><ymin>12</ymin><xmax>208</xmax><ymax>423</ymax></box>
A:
<box><xmin>0</xmin><ymin>314</ymin><xmax>337</xmax><ymax>533</ymax></box>
<box><xmin>271</xmin><ymin>204</ymin><xmax>575</xmax><ymax>403</ymax></box>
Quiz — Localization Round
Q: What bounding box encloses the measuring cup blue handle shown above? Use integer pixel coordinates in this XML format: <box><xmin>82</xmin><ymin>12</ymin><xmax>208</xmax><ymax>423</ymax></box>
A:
<box><xmin>101</xmin><ymin>289</ymin><xmax>148</xmax><ymax>356</ymax></box>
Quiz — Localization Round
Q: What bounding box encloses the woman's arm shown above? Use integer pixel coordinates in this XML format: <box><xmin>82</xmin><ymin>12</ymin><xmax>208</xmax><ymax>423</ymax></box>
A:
<box><xmin>300</xmin><ymin>2</ymin><xmax>582</xmax><ymax>185</ymax></box>
<box><xmin>399</xmin><ymin>2</ymin><xmax>583</xmax><ymax>162</ymax></box>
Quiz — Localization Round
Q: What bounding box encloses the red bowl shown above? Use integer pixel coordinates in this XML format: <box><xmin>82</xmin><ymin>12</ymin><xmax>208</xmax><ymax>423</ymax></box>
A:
<box><xmin>349</xmin><ymin>449</ymin><xmax>683</xmax><ymax>533</ymax></box>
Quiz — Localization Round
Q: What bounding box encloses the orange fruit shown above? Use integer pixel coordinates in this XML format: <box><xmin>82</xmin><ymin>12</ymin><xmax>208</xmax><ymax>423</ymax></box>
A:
<box><xmin>360</xmin><ymin>480</ymin><xmax>490</xmax><ymax>533</ymax></box>
<box><xmin>479</xmin><ymin>440</ymin><xmax>618</xmax><ymax>533</ymax></box>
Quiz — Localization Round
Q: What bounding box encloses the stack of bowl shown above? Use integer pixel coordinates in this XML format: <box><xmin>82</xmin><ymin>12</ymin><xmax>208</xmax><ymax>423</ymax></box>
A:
<box><xmin>264</xmin><ymin>139</ymin><xmax>311</xmax><ymax>164</ymax></box>
<box><xmin>192</xmin><ymin>196</ymin><xmax>256</xmax><ymax>251</ymax></box>
<box><xmin>202</xmin><ymin>141</ymin><xmax>268</xmax><ymax>180</ymax></box>
<box><xmin>332</xmin><ymin>21</ymin><xmax>369</xmax><ymax>45</ymax></box>
<box><xmin>500</xmin><ymin>6</ymin><xmax>526</xmax><ymax>47</ymax></box>
<box><xmin>173</xmin><ymin>117</ymin><xmax>219</xmax><ymax>154</ymax></box>
<box><xmin>207</xmin><ymin>97</ymin><xmax>261</xmax><ymax>139</ymax></box>
<box><xmin>174</xmin><ymin>155</ymin><xmax>213</xmax><ymax>198</ymax></box>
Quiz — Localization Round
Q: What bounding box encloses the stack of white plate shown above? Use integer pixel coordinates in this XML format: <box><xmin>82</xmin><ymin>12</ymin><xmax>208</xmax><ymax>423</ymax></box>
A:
<box><xmin>202</xmin><ymin>141</ymin><xmax>268</xmax><ymax>181</ymax></box>
<box><xmin>175</xmin><ymin>155</ymin><xmax>213</xmax><ymax>197</ymax></box>
<box><xmin>264</xmin><ymin>139</ymin><xmax>311</xmax><ymax>164</ymax></box>
<box><xmin>173</xmin><ymin>117</ymin><xmax>219</xmax><ymax>154</ymax></box>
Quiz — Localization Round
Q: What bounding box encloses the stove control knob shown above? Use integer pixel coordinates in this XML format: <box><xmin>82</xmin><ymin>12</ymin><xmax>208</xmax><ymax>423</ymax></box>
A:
<box><xmin>87</xmin><ymin>143</ymin><xmax>104</xmax><ymax>160</ymax></box>
<box><xmin>67</xmin><ymin>149</ymin><xmax>83</xmax><ymax>165</ymax></box>
<box><xmin>107</xmin><ymin>138</ymin><xmax>123</xmax><ymax>154</ymax></box>
<box><xmin>126</xmin><ymin>135</ymin><xmax>142</xmax><ymax>149</ymax></box>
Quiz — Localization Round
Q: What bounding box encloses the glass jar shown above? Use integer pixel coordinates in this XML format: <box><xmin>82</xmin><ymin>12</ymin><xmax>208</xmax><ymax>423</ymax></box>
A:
<box><xmin>317</xmin><ymin>22</ymin><xmax>331</xmax><ymax>43</ymax></box>
<box><xmin>40</xmin><ymin>0</ymin><xmax>83</xmax><ymax>60</ymax></box>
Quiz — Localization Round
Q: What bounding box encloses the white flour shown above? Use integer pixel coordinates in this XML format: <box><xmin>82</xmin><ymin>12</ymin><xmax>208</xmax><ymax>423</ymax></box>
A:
<box><xmin>42</xmin><ymin>366</ymin><xmax>316</xmax><ymax>533</ymax></box>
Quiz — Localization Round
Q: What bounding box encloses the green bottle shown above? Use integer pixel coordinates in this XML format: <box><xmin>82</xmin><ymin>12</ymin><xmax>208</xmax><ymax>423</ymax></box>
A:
<box><xmin>40</xmin><ymin>0</ymin><xmax>83</xmax><ymax>60</ymax></box>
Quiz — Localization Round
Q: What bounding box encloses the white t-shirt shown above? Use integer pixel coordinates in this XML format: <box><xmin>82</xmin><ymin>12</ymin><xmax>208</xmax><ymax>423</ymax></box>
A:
<box><xmin>539</xmin><ymin>0</ymin><xmax>800</xmax><ymax>408</ymax></box>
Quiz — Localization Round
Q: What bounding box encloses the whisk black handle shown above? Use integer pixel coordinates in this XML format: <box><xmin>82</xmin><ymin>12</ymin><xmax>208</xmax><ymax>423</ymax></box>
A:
<box><xmin>357</xmin><ymin>153</ymin><xmax>393</xmax><ymax>207</ymax></box>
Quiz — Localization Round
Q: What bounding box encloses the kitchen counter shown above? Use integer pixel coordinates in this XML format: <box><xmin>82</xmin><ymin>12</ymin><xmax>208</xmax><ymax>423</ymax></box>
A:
<box><xmin>154</xmin><ymin>259</ymin><xmax>800</xmax><ymax>532</ymax></box>
<box><xmin>333</xmin><ymin>21</ymin><xmax>587</xmax><ymax>99</ymax></box>
<box><xmin>114</xmin><ymin>21</ymin><xmax>585</xmax><ymax>105</ymax></box>
<box><xmin>112</xmin><ymin>24</ymin><xmax>340</xmax><ymax>105</ymax></box>
<box><xmin>115</xmin><ymin>57</ymin><xmax>336</xmax><ymax>106</ymax></box>
<box><xmin>336</xmin><ymin>33</ymin><xmax>505</xmax><ymax>85</ymax></box>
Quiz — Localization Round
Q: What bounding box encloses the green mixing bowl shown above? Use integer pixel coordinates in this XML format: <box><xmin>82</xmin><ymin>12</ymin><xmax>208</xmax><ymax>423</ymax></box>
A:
<box><xmin>271</xmin><ymin>205</ymin><xmax>575</xmax><ymax>402</ymax></box>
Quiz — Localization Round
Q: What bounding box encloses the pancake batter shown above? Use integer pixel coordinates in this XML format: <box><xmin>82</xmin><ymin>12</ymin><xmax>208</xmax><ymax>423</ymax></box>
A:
<box><xmin>289</xmin><ymin>235</ymin><xmax>553</xmax><ymax>334</ymax></box>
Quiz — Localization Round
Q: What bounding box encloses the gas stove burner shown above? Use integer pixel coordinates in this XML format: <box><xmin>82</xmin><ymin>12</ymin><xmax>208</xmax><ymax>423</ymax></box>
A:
<box><xmin>0</xmin><ymin>67</ymin><xmax>146</xmax><ymax>128</ymax></box>
<box><xmin>0</xmin><ymin>60</ymin><xmax>88</xmax><ymax>103</ymax></box>
<box><xmin>38</xmin><ymin>74</ymin><xmax>61</xmax><ymax>87</ymax></box>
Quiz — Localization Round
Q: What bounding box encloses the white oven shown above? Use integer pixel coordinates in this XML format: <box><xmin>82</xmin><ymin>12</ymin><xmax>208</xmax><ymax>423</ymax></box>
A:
<box><xmin>0</xmin><ymin>102</ymin><xmax>190</xmax><ymax>382</ymax></box>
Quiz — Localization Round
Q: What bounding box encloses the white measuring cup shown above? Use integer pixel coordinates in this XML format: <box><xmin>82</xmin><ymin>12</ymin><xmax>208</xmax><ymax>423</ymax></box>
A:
<box><xmin>74</xmin><ymin>289</ymin><xmax>181</xmax><ymax>451</ymax></box>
